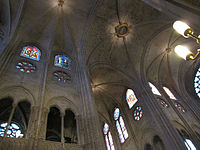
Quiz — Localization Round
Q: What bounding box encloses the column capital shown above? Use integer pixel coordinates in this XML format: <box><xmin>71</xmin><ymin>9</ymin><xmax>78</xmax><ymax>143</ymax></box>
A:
<box><xmin>60</xmin><ymin>112</ymin><xmax>65</xmax><ymax>117</ymax></box>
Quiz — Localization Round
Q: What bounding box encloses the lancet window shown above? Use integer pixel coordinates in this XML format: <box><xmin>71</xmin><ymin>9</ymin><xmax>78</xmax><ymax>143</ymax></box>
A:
<box><xmin>148</xmin><ymin>82</ymin><xmax>161</xmax><ymax>96</ymax></box>
<box><xmin>163</xmin><ymin>87</ymin><xmax>177</xmax><ymax>100</ymax></box>
<box><xmin>114</xmin><ymin>108</ymin><xmax>128</xmax><ymax>143</ymax></box>
<box><xmin>126</xmin><ymin>89</ymin><xmax>138</xmax><ymax>109</ymax></box>
<box><xmin>103</xmin><ymin>123</ymin><xmax>115</xmax><ymax>150</ymax></box>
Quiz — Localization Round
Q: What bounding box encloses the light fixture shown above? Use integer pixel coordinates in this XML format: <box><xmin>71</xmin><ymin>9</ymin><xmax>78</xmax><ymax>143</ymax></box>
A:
<box><xmin>174</xmin><ymin>45</ymin><xmax>200</xmax><ymax>60</ymax></box>
<box><xmin>114</xmin><ymin>23</ymin><xmax>130</xmax><ymax>38</ymax></box>
<box><xmin>58</xmin><ymin>0</ymin><xmax>64</xmax><ymax>7</ymax></box>
<box><xmin>173</xmin><ymin>21</ymin><xmax>200</xmax><ymax>60</ymax></box>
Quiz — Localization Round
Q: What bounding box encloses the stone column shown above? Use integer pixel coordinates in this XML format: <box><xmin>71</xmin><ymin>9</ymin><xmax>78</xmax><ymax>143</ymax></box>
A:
<box><xmin>138</xmin><ymin>82</ymin><xmax>188</xmax><ymax>150</ymax></box>
<box><xmin>77</xmin><ymin>68</ymin><xmax>105</xmax><ymax>150</ymax></box>
<box><xmin>4</xmin><ymin>103</ymin><xmax>17</xmax><ymax>137</ymax></box>
<box><xmin>61</xmin><ymin>112</ymin><xmax>65</xmax><ymax>144</ymax></box>
<box><xmin>75</xmin><ymin>115</ymin><xmax>82</xmax><ymax>145</ymax></box>
<box><xmin>37</xmin><ymin>107</ymin><xmax>49</xmax><ymax>140</ymax></box>
<box><xmin>26</xmin><ymin>106</ymin><xmax>40</xmax><ymax>139</ymax></box>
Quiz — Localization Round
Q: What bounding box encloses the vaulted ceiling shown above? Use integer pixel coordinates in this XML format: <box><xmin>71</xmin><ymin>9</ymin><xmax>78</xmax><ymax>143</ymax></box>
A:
<box><xmin>0</xmin><ymin>0</ymin><xmax>200</xmax><ymax>112</ymax></box>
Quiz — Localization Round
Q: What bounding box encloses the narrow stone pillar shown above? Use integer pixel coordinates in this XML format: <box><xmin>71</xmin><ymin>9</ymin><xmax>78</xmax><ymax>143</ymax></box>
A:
<box><xmin>4</xmin><ymin>103</ymin><xmax>17</xmax><ymax>137</ymax></box>
<box><xmin>26</xmin><ymin>106</ymin><xmax>40</xmax><ymax>138</ymax></box>
<box><xmin>37</xmin><ymin>107</ymin><xmax>49</xmax><ymax>140</ymax></box>
<box><xmin>61</xmin><ymin>112</ymin><xmax>65</xmax><ymax>144</ymax></box>
<box><xmin>75</xmin><ymin>115</ymin><xmax>82</xmax><ymax>145</ymax></box>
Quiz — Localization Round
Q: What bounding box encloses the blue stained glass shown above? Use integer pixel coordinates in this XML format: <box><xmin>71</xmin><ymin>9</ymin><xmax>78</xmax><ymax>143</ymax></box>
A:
<box><xmin>20</xmin><ymin>46</ymin><xmax>41</xmax><ymax>61</ymax></box>
<box><xmin>54</xmin><ymin>55</ymin><xmax>71</xmax><ymax>70</ymax></box>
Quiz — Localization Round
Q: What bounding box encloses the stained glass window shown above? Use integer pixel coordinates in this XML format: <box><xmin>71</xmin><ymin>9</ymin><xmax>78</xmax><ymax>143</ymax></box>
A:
<box><xmin>103</xmin><ymin>123</ymin><xmax>115</xmax><ymax>150</ymax></box>
<box><xmin>148</xmin><ymin>82</ymin><xmax>161</xmax><ymax>96</ymax></box>
<box><xmin>174</xmin><ymin>103</ymin><xmax>185</xmax><ymax>113</ymax></box>
<box><xmin>0</xmin><ymin>122</ymin><xmax>23</xmax><ymax>138</ymax></box>
<box><xmin>126</xmin><ymin>89</ymin><xmax>138</xmax><ymax>109</ymax></box>
<box><xmin>184</xmin><ymin>139</ymin><xmax>196</xmax><ymax>150</ymax></box>
<box><xmin>133</xmin><ymin>106</ymin><xmax>143</xmax><ymax>121</ymax></box>
<box><xmin>54</xmin><ymin>71</ymin><xmax>71</xmax><ymax>83</ymax></box>
<box><xmin>194</xmin><ymin>67</ymin><xmax>200</xmax><ymax>98</ymax></box>
<box><xmin>54</xmin><ymin>55</ymin><xmax>71</xmax><ymax>70</ymax></box>
<box><xmin>114</xmin><ymin>108</ymin><xmax>128</xmax><ymax>143</ymax></box>
<box><xmin>157</xmin><ymin>98</ymin><xmax>169</xmax><ymax>108</ymax></box>
<box><xmin>163</xmin><ymin>87</ymin><xmax>177</xmax><ymax>100</ymax></box>
<box><xmin>20</xmin><ymin>46</ymin><xmax>41</xmax><ymax>61</ymax></box>
<box><xmin>16</xmin><ymin>62</ymin><xmax>36</xmax><ymax>73</ymax></box>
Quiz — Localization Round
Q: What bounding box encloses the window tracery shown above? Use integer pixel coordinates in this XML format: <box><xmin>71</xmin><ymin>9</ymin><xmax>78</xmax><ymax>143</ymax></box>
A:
<box><xmin>103</xmin><ymin>123</ymin><xmax>115</xmax><ymax>150</ymax></box>
<box><xmin>16</xmin><ymin>61</ymin><xmax>36</xmax><ymax>73</ymax></box>
<box><xmin>0</xmin><ymin>122</ymin><xmax>23</xmax><ymax>138</ymax></box>
<box><xmin>174</xmin><ymin>102</ymin><xmax>185</xmax><ymax>113</ymax></box>
<box><xmin>194</xmin><ymin>67</ymin><xmax>200</xmax><ymax>98</ymax></box>
<box><xmin>114</xmin><ymin>108</ymin><xmax>128</xmax><ymax>143</ymax></box>
<box><xmin>126</xmin><ymin>89</ymin><xmax>138</xmax><ymax>109</ymax></box>
<box><xmin>133</xmin><ymin>106</ymin><xmax>143</xmax><ymax>121</ymax></box>
<box><xmin>54</xmin><ymin>71</ymin><xmax>71</xmax><ymax>83</ymax></box>
<box><xmin>157</xmin><ymin>97</ymin><xmax>169</xmax><ymax>108</ymax></box>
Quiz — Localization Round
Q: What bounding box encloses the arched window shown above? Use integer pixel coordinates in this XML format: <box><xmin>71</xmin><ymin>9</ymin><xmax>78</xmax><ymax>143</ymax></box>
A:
<box><xmin>64</xmin><ymin>110</ymin><xmax>77</xmax><ymax>143</ymax></box>
<box><xmin>178</xmin><ymin>130</ymin><xmax>197</xmax><ymax>150</ymax></box>
<box><xmin>126</xmin><ymin>89</ymin><xmax>138</xmax><ymax>109</ymax></box>
<box><xmin>144</xmin><ymin>144</ymin><xmax>153</xmax><ymax>150</ymax></box>
<box><xmin>184</xmin><ymin>139</ymin><xmax>196</xmax><ymax>150</ymax></box>
<box><xmin>54</xmin><ymin>55</ymin><xmax>71</xmax><ymax>70</ymax></box>
<box><xmin>0</xmin><ymin>122</ymin><xmax>23</xmax><ymax>138</ymax></box>
<box><xmin>174</xmin><ymin>102</ymin><xmax>185</xmax><ymax>113</ymax></box>
<box><xmin>163</xmin><ymin>87</ymin><xmax>177</xmax><ymax>100</ymax></box>
<box><xmin>194</xmin><ymin>67</ymin><xmax>200</xmax><ymax>98</ymax></box>
<box><xmin>153</xmin><ymin>136</ymin><xmax>165</xmax><ymax>150</ymax></box>
<box><xmin>157</xmin><ymin>97</ymin><xmax>169</xmax><ymax>108</ymax></box>
<box><xmin>46</xmin><ymin>107</ymin><xmax>61</xmax><ymax>142</ymax></box>
<box><xmin>0</xmin><ymin>99</ymin><xmax>31</xmax><ymax>138</ymax></box>
<box><xmin>20</xmin><ymin>46</ymin><xmax>41</xmax><ymax>61</ymax></box>
<box><xmin>103</xmin><ymin>123</ymin><xmax>115</xmax><ymax>150</ymax></box>
<box><xmin>114</xmin><ymin>108</ymin><xmax>128</xmax><ymax>143</ymax></box>
<box><xmin>148</xmin><ymin>82</ymin><xmax>161</xmax><ymax>96</ymax></box>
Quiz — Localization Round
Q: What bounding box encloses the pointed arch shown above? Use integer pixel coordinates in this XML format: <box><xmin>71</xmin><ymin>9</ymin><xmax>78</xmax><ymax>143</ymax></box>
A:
<box><xmin>126</xmin><ymin>89</ymin><xmax>138</xmax><ymax>109</ymax></box>
<box><xmin>163</xmin><ymin>87</ymin><xmax>177</xmax><ymax>100</ymax></box>
<box><xmin>114</xmin><ymin>108</ymin><xmax>128</xmax><ymax>143</ymax></box>
<box><xmin>148</xmin><ymin>82</ymin><xmax>161</xmax><ymax>96</ymax></box>
<box><xmin>103</xmin><ymin>123</ymin><xmax>115</xmax><ymax>150</ymax></box>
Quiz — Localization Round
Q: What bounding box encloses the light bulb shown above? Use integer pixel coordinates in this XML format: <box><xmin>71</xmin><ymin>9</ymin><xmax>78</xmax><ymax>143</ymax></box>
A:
<box><xmin>174</xmin><ymin>45</ymin><xmax>192</xmax><ymax>60</ymax></box>
<box><xmin>173</xmin><ymin>21</ymin><xmax>191</xmax><ymax>37</ymax></box>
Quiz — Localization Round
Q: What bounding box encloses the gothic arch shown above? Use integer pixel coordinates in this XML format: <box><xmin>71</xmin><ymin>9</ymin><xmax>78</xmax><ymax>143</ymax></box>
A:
<box><xmin>0</xmin><ymin>86</ymin><xmax>36</xmax><ymax>105</ymax></box>
<box><xmin>47</xmin><ymin>96</ymin><xmax>79</xmax><ymax>116</ymax></box>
